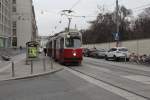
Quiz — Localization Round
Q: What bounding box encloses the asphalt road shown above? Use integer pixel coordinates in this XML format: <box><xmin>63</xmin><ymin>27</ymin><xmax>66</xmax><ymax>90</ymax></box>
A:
<box><xmin>83</xmin><ymin>57</ymin><xmax>150</xmax><ymax>76</ymax></box>
<box><xmin>0</xmin><ymin>69</ymin><xmax>126</xmax><ymax>100</ymax></box>
<box><xmin>72</xmin><ymin>57</ymin><xmax>150</xmax><ymax>99</ymax></box>
<box><xmin>0</xmin><ymin>57</ymin><xmax>149</xmax><ymax>100</ymax></box>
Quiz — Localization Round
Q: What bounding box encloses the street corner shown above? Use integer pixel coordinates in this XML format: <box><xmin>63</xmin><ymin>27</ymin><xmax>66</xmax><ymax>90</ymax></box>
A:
<box><xmin>0</xmin><ymin>54</ymin><xmax>65</xmax><ymax>82</ymax></box>
<box><xmin>0</xmin><ymin>64</ymin><xmax>64</xmax><ymax>82</ymax></box>
<box><xmin>9</xmin><ymin>66</ymin><xmax>64</xmax><ymax>81</ymax></box>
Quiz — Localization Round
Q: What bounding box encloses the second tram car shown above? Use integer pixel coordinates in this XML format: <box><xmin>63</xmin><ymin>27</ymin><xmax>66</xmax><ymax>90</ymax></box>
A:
<box><xmin>47</xmin><ymin>30</ymin><xmax>83</xmax><ymax>65</ymax></box>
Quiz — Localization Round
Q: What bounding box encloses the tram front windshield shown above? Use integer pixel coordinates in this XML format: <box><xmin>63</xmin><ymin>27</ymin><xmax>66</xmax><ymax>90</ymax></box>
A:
<box><xmin>65</xmin><ymin>37</ymin><xmax>81</xmax><ymax>48</ymax></box>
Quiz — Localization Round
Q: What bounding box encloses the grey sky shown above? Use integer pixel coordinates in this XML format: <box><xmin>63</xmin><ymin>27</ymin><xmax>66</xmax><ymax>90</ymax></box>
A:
<box><xmin>33</xmin><ymin>0</ymin><xmax>150</xmax><ymax>36</ymax></box>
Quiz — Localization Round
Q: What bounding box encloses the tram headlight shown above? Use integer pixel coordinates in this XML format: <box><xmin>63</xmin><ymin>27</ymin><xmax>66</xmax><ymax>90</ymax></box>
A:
<box><xmin>67</xmin><ymin>35</ymin><xmax>70</xmax><ymax>38</ymax></box>
<box><xmin>73</xmin><ymin>53</ymin><xmax>76</xmax><ymax>56</ymax></box>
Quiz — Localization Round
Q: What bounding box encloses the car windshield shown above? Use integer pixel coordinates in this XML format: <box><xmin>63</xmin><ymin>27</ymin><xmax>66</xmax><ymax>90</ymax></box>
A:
<box><xmin>109</xmin><ymin>48</ymin><xmax>117</xmax><ymax>52</ymax></box>
<box><xmin>118</xmin><ymin>48</ymin><xmax>128</xmax><ymax>52</ymax></box>
<box><xmin>99</xmin><ymin>49</ymin><xmax>106</xmax><ymax>52</ymax></box>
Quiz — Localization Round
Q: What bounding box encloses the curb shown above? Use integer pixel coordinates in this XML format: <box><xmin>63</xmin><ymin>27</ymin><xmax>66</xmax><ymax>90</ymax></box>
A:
<box><xmin>0</xmin><ymin>67</ymin><xmax>64</xmax><ymax>82</ymax></box>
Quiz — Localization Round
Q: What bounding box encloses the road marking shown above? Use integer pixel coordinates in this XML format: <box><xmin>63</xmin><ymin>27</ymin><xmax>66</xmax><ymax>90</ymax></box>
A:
<box><xmin>65</xmin><ymin>67</ymin><xmax>147</xmax><ymax>100</ymax></box>
<box><xmin>12</xmin><ymin>54</ymin><xmax>26</xmax><ymax>63</ymax></box>
<box><xmin>83</xmin><ymin>63</ymin><xmax>111</xmax><ymax>73</ymax></box>
<box><xmin>123</xmin><ymin>75</ymin><xmax>150</xmax><ymax>84</ymax></box>
<box><xmin>0</xmin><ymin>63</ymin><xmax>11</xmax><ymax>73</ymax></box>
<box><xmin>85</xmin><ymin>57</ymin><xmax>150</xmax><ymax>72</ymax></box>
<box><xmin>0</xmin><ymin>54</ymin><xmax>26</xmax><ymax>73</ymax></box>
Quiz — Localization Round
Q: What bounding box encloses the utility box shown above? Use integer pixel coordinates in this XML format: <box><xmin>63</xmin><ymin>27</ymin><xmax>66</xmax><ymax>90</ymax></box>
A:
<box><xmin>26</xmin><ymin>41</ymin><xmax>39</xmax><ymax>59</ymax></box>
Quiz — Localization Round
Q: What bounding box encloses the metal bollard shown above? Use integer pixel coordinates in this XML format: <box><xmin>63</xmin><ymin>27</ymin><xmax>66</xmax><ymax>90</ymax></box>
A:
<box><xmin>125</xmin><ymin>54</ymin><xmax>127</xmax><ymax>62</ymax></box>
<box><xmin>12</xmin><ymin>61</ymin><xmax>15</xmax><ymax>77</ymax></box>
<box><xmin>31</xmin><ymin>60</ymin><xmax>33</xmax><ymax>74</ymax></box>
<box><xmin>43</xmin><ymin>58</ymin><xmax>46</xmax><ymax>71</ymax></box>
<box><xmin>51</xmin><ymin>58</ymin><xmax>53</xmax><ymax>69</ymax></box>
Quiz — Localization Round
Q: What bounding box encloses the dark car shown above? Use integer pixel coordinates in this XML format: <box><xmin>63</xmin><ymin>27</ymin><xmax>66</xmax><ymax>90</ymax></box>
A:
<box><xmin>83</xmin><ymin>48</ymin><xmax>90</xmax><ymax>57</ymax></box>
<box><xmin>89</xmin><ymin>49</ymin><xmax>107</xmax><ymax>58</ymax></box>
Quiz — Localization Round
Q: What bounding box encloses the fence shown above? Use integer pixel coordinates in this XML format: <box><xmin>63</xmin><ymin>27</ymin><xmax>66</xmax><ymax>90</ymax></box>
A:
<box><xmin>83</xmin><ymin>39</ymin><xmax>150</xmax><ymax>55</ymax></box>
<box><xmin>11</xmin><ymin>57</ymin><xmax>53</xmax><ymax>77</ymax></box>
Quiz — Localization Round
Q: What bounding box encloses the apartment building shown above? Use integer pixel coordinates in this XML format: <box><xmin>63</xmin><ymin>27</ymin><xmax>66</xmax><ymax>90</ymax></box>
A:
<box><xmin>0</xmin><ymin>0</ymin><xmax>11</xmax><ymax>48</ymax></box>
<box><xmin>11</xmin><ymin>0</ymin><xmax>38</xmax><ymax>47</ymax></box>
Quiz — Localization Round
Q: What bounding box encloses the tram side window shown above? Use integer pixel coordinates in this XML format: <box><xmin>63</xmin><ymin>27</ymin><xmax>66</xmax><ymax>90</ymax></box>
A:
<box><xmin>60</xmin><ymin>38</ymin><xmax>64</xmax><ymax>49</ymax></box>
<box><xmin>49</xmin><ymin>42</ymin><xmax>52</xmax><ymax>48</ymax></box>
<box><xmin>56</xmin><ymin>40</ymin><xmax>60</xmax><ymax>49</ymax></box>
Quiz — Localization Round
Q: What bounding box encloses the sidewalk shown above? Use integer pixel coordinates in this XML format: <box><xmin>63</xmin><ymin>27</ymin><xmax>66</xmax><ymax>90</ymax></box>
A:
<box><xmin>0</xmin><ymin>53</ymin><xmax>64</xmax><ymax>81</ymax></box>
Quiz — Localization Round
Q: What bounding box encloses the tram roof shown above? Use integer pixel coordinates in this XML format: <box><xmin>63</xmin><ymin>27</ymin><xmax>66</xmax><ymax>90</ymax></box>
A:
<box><xmin>48</xmin><ymin>29</ymin><xmax>81</xmax><ymax>41</ymax></box>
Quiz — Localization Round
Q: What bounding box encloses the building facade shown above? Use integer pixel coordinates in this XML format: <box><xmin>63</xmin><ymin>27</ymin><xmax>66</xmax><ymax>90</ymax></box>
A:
<box><xmin>37</xmin><ymin>36</ymin><xmax>49</xmax><ymax>48</ymax></box>
<box><xmin>0</xmin><ymin>0</ymin><xmax>12</xmax><ymax>48</ymax></box>
<box><xmin>11</xmin><ymin>0</ymin><xmax>38</xmax><ymax>48</ymax></box>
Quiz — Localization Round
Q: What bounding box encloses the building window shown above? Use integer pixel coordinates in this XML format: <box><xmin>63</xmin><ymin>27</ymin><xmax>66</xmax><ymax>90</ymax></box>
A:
<box><xmin>12</xmin><ymin>21</ymin><xmax>17</xmax><ymax>36</ymax></box>
<box><xmin>0</xmin><ymin>37</ymin><xmax>4</xmax><ymax>48</ymax></box>
<box><xmin>13</xmin><ymin>29</ymin><xmax>16</xmax><ymax>36</ymax></box>
<box><xmin>12</xmin><ymin>21</ymin><xmax>16</xmax><ymax>28</ymax></box>
<box><xmin>12</xmin><ymin>0</ymin><xmax>16</xmax><ymax>4</ymax></box>
<box><xmin>12</xmin><ymin>37</ymin><xmax>17</xmax><ymax>47</ymax></box>
<box><xmin>12</xmin><ymin>6</ymin><xmax>16</xmax><ymax>12</ymax></box>
<box><xmin>0</xmin><ymin>2</ymin><xmax>1</xmax><ymax>12</ymax></box>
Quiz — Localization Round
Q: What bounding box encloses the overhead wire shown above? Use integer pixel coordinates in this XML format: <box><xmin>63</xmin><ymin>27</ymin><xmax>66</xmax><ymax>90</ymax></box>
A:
<box><xmin>57</xmin><ymin>0</ymin><xmax>150</xmax><ymax>32</ymax></box>
<box><xmin>130</xmin><ymin>3</ymin><xmax>150</xmax><ymax>13</ymax></box>
<box><xmin>132</xmin><ymin>3</ymin><xmax>150</xmax><ymax>10</ymax></box>
<box><xmin>58</xmin><ymin>0</ymin><xmax>85</xmax><ymax>31</ymax></box>
<box><xmin>69</xmin><ymin>0</ymin><xmax>82</xmax><ymax>10</ymax></box>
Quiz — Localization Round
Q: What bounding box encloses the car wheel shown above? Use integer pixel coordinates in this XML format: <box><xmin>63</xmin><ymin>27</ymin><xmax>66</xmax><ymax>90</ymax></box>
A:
<box><xmin>116</xmin><ymin>57</ymin><xmax>120</xmax><ymax>61</ymax></box>
<box><xmin>105</xmin><ymin>55</ymin><xmax>108</xmax><ymax>60</ymax></box>
<box><xmin>113</xmin><ymin>55</ymin><xmax>119</xmax><ymax>61</ymax></box>
<box><xmin>126</xmin><ymin>58</ymin><xmax>129</xmax><ymax>62</ymax></box>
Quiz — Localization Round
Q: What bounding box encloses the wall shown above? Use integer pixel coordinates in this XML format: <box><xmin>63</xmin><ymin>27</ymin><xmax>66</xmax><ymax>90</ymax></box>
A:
<box><xmin>0</xmin><ymin>0</ymin><xmax>11</xmax><ymax>48</ymax></box>
<box><xmin>17</xmin><ymin>0</ymin><xmax>32</xmax><ymax>47</ymax></box>
<box><xmin>83</xmin><ymin>39</ymin><xmax>150</xmax><ymax>55</ymax></box>
<box><xmin>12</xmin><ymin>0</ymin><xmax>34</xmax><ymax>47</ymax></box>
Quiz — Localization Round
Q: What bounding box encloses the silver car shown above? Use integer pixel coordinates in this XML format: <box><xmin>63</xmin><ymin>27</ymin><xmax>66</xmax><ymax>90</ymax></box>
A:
<box><xmin>105</xmin><ymin>47</ymin><xmax>130</xmax><ymax>61</ymax></box>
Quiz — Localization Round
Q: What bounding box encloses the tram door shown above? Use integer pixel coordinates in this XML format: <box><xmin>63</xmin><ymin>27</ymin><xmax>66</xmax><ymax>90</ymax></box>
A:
<box><xmin>48</xmin><ymin>41</ymin><xmax>52</xmax><ymax>57</ymax></box>
<box><xmin>54</xmin><ymin>40</ymin><xmax>57</xmax><ymax>60</ymax></box>
<box><xmin>60</xmin><ymin>38</ymin><xmax>64</xmax><ymax>61</ymax></box>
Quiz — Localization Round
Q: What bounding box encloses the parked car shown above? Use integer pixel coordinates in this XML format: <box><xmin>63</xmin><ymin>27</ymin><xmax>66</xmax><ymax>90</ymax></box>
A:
<box><xmin>89</xmin><ymin>49</ymin><xmax>107</xmax><ymax>58</ymax></box>
<box><xmin>83</xmin><ymin>48</ymin><xmax>90</xmax><ymax>57</ymax></box>
<box><xmin>87</xmin><ymin>48</ymin><xmax>97</xmax><ymax>57</ymax></box>
<box><xmin>83</xmin><ymin>48</ymin><xmax>96</xmax><ymax>57</ymax></box>
<box><xmin>105</xmin><ymin>47</ymin><xmax>130</xmax><ymax>61</ymax></box>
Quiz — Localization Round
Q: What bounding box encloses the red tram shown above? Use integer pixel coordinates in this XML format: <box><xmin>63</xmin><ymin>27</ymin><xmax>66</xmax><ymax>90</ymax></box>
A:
<box><xmin>46</xmin><ymin>30</ymin><xmax>83</xmax><ymax>65</ymax></box>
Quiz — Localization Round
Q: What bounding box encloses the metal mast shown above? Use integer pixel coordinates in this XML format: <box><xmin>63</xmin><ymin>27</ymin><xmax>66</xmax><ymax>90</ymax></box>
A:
<box><xmin>68</xmin><ymin>17</ymin><xmax>72</xmax><ymax>31</ymax></box>
<box><xmin>116</xmin><ymin>0</ymin><xmax>119</xmax><ymax>47</ymax></box>
<box><xmin>61</xmin><ymin>10</ymin><xmax>73</xmax><ymax>31</ymax></box>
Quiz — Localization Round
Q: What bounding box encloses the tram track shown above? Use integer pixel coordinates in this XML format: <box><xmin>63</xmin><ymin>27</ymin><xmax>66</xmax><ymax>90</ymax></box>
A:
<box><xmin>83</xmin><ymin>59</ymin><xmax>150</xmax><ymax>77</ymax></box>
<box><xmin>65</xmin><ymin>66</ymin><xmax>150</xmax><ymax>100</ymax></box>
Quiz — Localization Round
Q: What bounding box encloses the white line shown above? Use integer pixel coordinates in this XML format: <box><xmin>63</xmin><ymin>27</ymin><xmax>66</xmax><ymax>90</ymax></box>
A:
<box><xmin>85</xmin><ymin>57</ymin><xmax>150</xmax><ymax>72</ymax></box>
<box><xmin>0</xmin><ymin>54</ymin><xmax>26</xmax><ymax>73</ymax></box>
<box><xmin>0</xmin><ymin>63</ymin><xmax>11</xmax><ymax>73</ymax></box>
<box><xmin>123</xmin><ymin>75</ymin><xmax>150</xmax><ymax>85</ymax></box>
<box><xmin>83</xmin><ymin>63</ymin><xmax>111</xmax><ymax>73</ymax></box>
<box><xmin>65</xmin><ymin>67</ymin><xmax>147</xmax><ymax>100</ymax></box>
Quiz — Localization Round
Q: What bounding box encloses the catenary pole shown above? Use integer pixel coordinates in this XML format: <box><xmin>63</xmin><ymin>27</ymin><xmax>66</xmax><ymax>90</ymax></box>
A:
<box><xmin>116</xmin><ymin>0</ymin><xmax>120</xmax><ymax>47</ymax></box>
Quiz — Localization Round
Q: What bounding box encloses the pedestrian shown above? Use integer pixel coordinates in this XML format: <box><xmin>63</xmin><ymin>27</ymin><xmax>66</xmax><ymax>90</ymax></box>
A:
<box><xmin>43</xmin><ymin>48</ymin><xmax>47</xmax><ymax>56</ymax></box>
<box><xmin>19</xmin><ymin>46</ymin><xmax>22</xmax><ymax>50</ymax></box>
<box><xmin>19</xmin><ymin>46</ymin><xmax>23</xmax><ymax>53</ymax></box>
